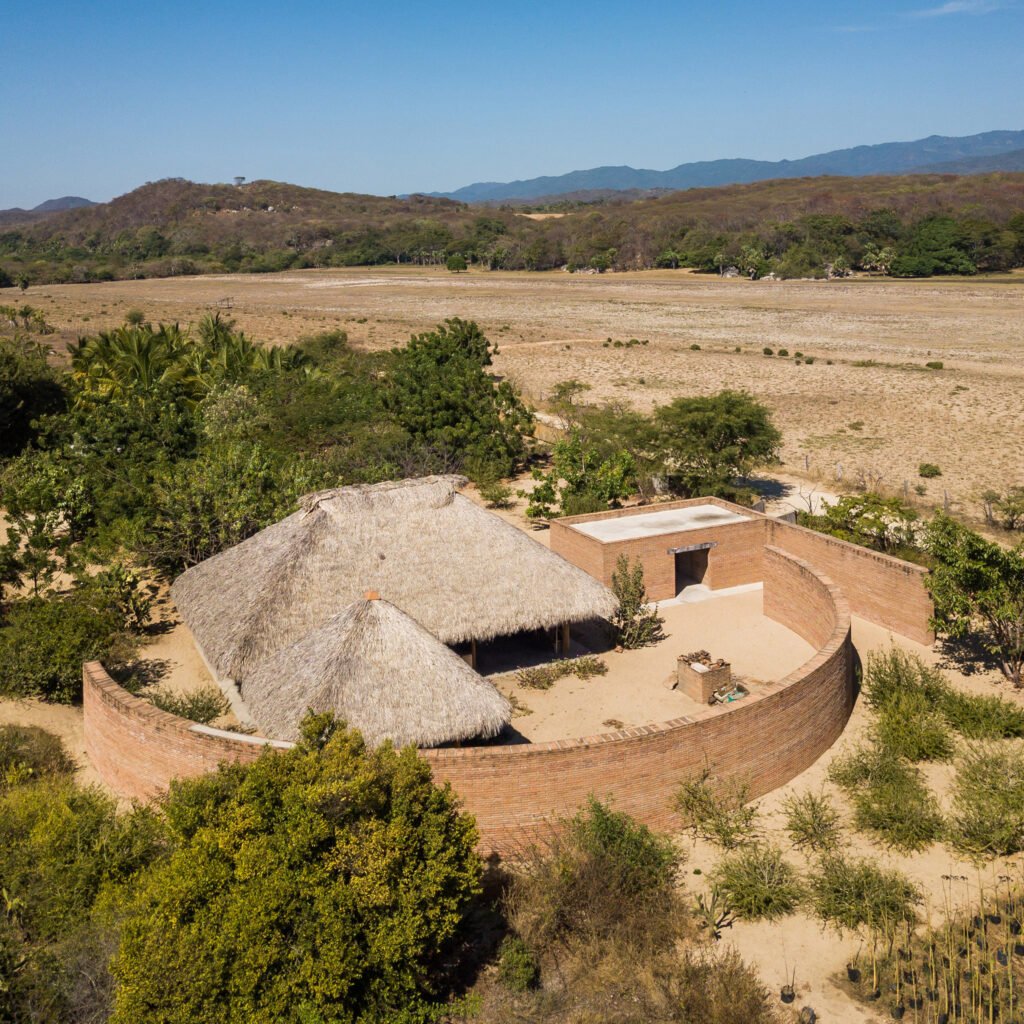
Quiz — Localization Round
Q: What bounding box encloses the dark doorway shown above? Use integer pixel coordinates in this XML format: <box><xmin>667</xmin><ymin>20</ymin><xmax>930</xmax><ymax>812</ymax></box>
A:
<box><xmin>674</xmin><ymin>549</ymin><xmax>709</xmax><ymax>593</ymax></box>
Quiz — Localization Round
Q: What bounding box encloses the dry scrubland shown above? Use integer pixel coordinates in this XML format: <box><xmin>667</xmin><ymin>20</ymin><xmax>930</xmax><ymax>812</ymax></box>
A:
<box><xmin>20</xmin><ymin>265</ymin><xmax>1023</xmax><ymax>508</ymax></box>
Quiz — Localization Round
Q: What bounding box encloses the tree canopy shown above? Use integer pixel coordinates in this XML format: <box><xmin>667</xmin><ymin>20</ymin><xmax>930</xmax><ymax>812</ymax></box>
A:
<box><xmin>112</xmin><ymin>715</ymin><xmax>481</xmax><ymax>1024</ymax></box>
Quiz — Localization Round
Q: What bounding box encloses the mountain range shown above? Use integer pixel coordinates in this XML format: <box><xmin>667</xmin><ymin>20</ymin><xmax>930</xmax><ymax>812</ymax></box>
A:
<box><xmin>428</xmin><ymin>130</ymin><xmax>1024</xmax><ymax>204</ymax></box>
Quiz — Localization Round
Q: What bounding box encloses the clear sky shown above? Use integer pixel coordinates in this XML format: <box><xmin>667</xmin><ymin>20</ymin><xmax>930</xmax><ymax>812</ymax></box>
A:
<box><xmin>3</xmin><ymin>0</ymin><xmax>1022</xmax><ymax>208</ymax></box>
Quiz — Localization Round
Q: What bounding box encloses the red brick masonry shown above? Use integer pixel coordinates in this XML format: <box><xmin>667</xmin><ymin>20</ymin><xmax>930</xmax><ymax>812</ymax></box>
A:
<box><xmin>83</xmin><ymin>544</ymin><xmax>854</xmax><ymax>855</ymax></box>
<box><xmin>550</xmin><ymin>497</ymin><xmax>933</xmax><ymax>645</ymax></box>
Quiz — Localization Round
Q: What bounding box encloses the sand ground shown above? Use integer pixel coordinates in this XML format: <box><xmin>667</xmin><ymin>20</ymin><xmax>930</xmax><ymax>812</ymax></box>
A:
<box><xmin>491</xmin><ymin>585</ymin><xmax>814</xmax><ymax>743</ymax></box>
<box><xmin>16</xmin><ymin>265</ymin><xmax>1024</xmax><ymax>513</ymax></box>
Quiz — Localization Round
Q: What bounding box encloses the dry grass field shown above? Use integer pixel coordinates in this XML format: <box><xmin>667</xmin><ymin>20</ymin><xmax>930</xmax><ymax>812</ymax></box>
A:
<box><xmin>18</xmin><ymin>265</ymin><xmax>1024</xmax><ymax>508</ymax></box>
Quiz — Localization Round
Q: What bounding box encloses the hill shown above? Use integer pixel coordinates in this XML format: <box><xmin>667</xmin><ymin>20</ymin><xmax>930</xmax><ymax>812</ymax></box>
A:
<box><xmin>907</xmin><ymin>148</ymin><xmax>1024</xmax><ymax>175</ymax></box>
<box><xmin>430</xmin><ymin>129</ymin><xmax>1024</xmax><ymax>203</ymax></box>
<box><xmin>0</xmin><ymin>195</ymin><xmax>96</xmax><ymax>227</ymax></box>
<box><xmin>2</xmin><ymin>172</ymin><xmax>1023</xmax><ymax>284</ymax></box>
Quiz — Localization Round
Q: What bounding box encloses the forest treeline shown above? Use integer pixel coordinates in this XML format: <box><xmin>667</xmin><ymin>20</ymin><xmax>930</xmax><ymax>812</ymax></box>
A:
<box><xmin>2</xmin><ymin>172</ymin><xmax>1024</xmax><ymax>285</ymax></box>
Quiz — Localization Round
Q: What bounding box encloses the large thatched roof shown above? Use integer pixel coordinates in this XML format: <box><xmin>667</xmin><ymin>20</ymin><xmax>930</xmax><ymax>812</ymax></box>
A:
<box><xmin>242</xmin><ymin>596</ymin><xmax>511</xmax><ymax>747</ymax></box>
<box><xmin>172</xmin><ymin>475</ymin><xmax>615</xmax><ymax>682</ymax></box>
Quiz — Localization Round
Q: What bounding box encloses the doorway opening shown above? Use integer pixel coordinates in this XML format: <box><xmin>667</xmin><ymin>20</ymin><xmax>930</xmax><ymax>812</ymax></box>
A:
<box><xmin>674</xmin><ymin>548</ymin><xmax>709</xmax><ymax>594</ymax></box>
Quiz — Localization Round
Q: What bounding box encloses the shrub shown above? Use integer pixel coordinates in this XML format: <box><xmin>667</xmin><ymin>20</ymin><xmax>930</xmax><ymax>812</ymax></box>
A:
<box><xmin>940</xmin><ymin>688</ymin><xmax>1024</xmax><ymax>739</ymax></box>
<box><xmin>762</xmin><ymin>347</ymin><xmax>773</xmax><ymax>356</ymax></box>
<box><xmin>478</xmin><ymin>479</ymin><xmax>514</xmax><ymax>508</ymax></box>
<box><xmin>690</xmin><ymin>343</ymin><xmax>701</xmax><ymax>351</ymax></box>
<box><xmin>872</xmin><ymin>686</ymin><xmax>954</xmax><ymax>762</ymax></box>
<box><xmin>804</xmin><ymin>356</ymin><xmax>815</xmax><ymax>364</ymax></box>
<box><xmin>918</xmin><ymin>462</ymin><xmax>942</xmax><ymax>478</ymax></box>
<box><xmin>925</xmin><ymin>360</ymin><xmax>944</xmax><ymax>370</ymax></box>
<box><xmin>782</xmin><ymin>791</ymin><xmax>842</xmax><ymax>852</ymax></box>
<box><xmin>112</xmin><ymin>715</ymin><xmax>481</xmax><ymax>1023</ymax></box>
<box><xmin>864</xmin><ymin>647</ymin><xmax>1024</xmax><ymax>741</ymax></box>
<box><xmin>507</xmin><ymin>798</ymin><xmax>683</xmax><ymax>954</ymax></box>
<box><xmin>675</xmin><ymin>769</ymin><xmax>761</xmax><ymax>849</ymax></box>
<box><xmin>947</xmin><ymin>742</ymin><xmax>1024</xmax><ymax>856</ymax></box>
<box><xmin>497</xmin><ymin>934</ymin><xmax>538</xmax><ymax>992</ymax></box>
<box><xmin>713</xmin><ymin>844</ymin><xmax>803</xmax><ymax>920</ymax></box>
<box><xmin>831</xmin><ymin>746</ymin><xmax>943</xmax><ymax>851</ymax></box>
<box><xmin>778</xmin><ymin>349</ymin><xmax>789</xmax><ymax>357</ymax></box>
<box><xmin>609</xmin><ymin>554</ymin><xmax>666</xmax><ymax>649</ymax></box>
<box><xmin>809</xmin><ymin>854</ymin><xmax>920</xmax><ymax>932</ymax></box>
<box><xmin>145</xmin><ymin>686</ymin><xmax>230</xmax><ymax>724</ymax></box>
<box><xmin>515</xmin><ymin>655</ymin><xmax>607</xmax><ymax>690</ymax></box>
<box><xmin>0</xmin><ymin>594</ymin><xmax>137</xmax><ymax>703</ymax></box>
<box><xmin>0</xmin><ymin>725</ymin><xmax>75</xmax><ymax>792</ymax></box>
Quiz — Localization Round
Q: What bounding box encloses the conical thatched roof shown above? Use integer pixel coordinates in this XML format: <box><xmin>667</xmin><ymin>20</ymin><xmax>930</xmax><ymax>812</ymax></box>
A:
<box><xmin>172</xmin><ymin>475</ymin><xmax>615</xmax><ymax>682</ymax></box>
<box><xmin>242</xmin><ymin>596</ymin><xmax>511</xmax><ymax>747</ymax></box>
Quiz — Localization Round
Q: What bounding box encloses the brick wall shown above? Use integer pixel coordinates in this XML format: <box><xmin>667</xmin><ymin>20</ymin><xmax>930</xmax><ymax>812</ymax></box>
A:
<box><xmin>83</xmin><ymin>547</ymin><xmax>853</xmax><ymax>856</ymax></box>
<box><xmin>765</xmin><ymin>519</ymin><xmax>934</xmax><ymax>644</ymax></box>
<box><xmin>82</xmin><ymin>662</ymin><xmax>292</xmax><ymax>801</ymax></box>
<box><xmin>550</xmin><ymin>502</ymin><xmax>767</xmax><ymax>601</ymax></box>
<box><xmin>551</xmin><ymin>496</ymin><xmax>933</xmax><ymax>643</ymax></box>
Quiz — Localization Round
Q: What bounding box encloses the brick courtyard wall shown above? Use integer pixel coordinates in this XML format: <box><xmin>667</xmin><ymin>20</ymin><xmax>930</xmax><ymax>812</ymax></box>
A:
<box><xmin>551</xmin><ymin>497</ymin><xmax>933</xmax><ymax>644</ymax></box>
<box><xmin>78</xmin><ymin>545</ymin><xmax>855</xmax><ymax>855</ymax></box>
<box><xmin>765</xmin><ymin>518</ymin><xmax>933</xmax><ymax>644</ymax></box>
<box><xmin>82</xmin><ymin>662</ymin><xmax>292</xmax><ymax>801</ymax></box>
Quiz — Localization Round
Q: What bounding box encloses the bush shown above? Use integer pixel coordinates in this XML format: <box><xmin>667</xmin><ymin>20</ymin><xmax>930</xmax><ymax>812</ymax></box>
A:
<box><xmin>478</xmin><ymin>479</ymin><xmax>514</xmax><ymax>508</ymax></box>
<box><xmin>809</xmin><ymin>854</ymin><xmax>920</xmax><ymax>932</ymax></box>
<box><xmin>0</xmin><ymin>335</ymin><xmax>66</xmax><ymax>457</ymax></box>
<box><xmin>0</xmin><ymin>594</ymin><xmax>137</xmax><ymax>703</ymax></box>
<box><xmin>515</xmin><ymin>655</ymin><xmax>607</xmax><ymax>690</ymax></box>
<box><xmin>948</xmin><ymin>742</ymin><xmax>1024</xmax><ymax>856</ymax></box>
<box><xmin>0</xmin><ymin>725</ymin><xmax>75</xmax><ymax>792</ymax></box>
<box><xmin>872</xmin><ymin>686</ymin><xmax>954</xmax><ymax>762</ymax></box>
<box><xmin>609</xmin><ymin>554</ymin><xmax>666</xmax><ymax>649</ymax></box>
<box><xmin>507</xmin><ymin>797</ymin><xmax>682</xmax><ymax>953</ymax></box>
<box><xmin>864</xmin><ymin>647</ymin><xmax>1024</xmax><ymax>741</ymax></box>
<box><xmin>918</xmin><ymin>462</ymin><xmax>942</xmax><ymax>478</ymax></box>
<box><xmin>782</xmin><ymin>791</ymin><xmax>842</xmax><ymax>852</ymax></box>
<box><xmin>940</xmin><ymin>688</ymin><xmax>1024</xmax><ymax>739</ymax></box>
<box><xmin>712</xmin><ymin>844</ymin><xmax>803</xmax><ymax>920</ymax></box>
<box><xmin>497</xmin><ymin>934</ymin><xmax>539</xmax><ymax>992</ymax></box>
<box><xmin>0</xmin><ymin>778</ymin><xmax>165</xmax><ymax>1022</ymax></box>
<box><xmin>145</xmin><ymin>686</ymin><xmax>230</xmax><ymax>724</ymax></box>
<box><xmin>830</xmin><ymin>745</ymin><xmax>943</xmax><ymax>851</ymax></box>
<box><xmin>675</xmin><ymin>769</ymin><xmax>761</xmax><ymax>849</ymax></box>
<box><xmin>778</xmin><ymin>348</ymin><xmax>789</xmax><ymax>357</ymax></box>
<box><xmin>111</xmin><ymin>714</ymin><xmax>481</xmax><ymax>1023</ymax></box>
<box><xmin>925</xmin><ymin>360</ymin><xmax>944</xmax><ymax>370</ymax></box>
<box><xmin>762</xmin><ymin>347</ymin><xmax>773</xmax><ymax>356</ymax></box>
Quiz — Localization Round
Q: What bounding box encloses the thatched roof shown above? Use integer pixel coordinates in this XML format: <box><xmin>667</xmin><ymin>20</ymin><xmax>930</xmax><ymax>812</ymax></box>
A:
<box><xmin>172</xmin><ymin>475</ymin><xmax>615</xmax><ymax>683</ymax></box>
<box><xmin>242</xmin><ymin>596</ymin><xmax>511</xmax><ymax>747</ymax></box>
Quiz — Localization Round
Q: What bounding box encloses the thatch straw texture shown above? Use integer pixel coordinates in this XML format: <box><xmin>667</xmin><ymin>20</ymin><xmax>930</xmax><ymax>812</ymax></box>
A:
<box><xmin>171</xmin><ymin>475</ymin><xmax>616</xmax><ymax>683</ymax></box>
<box><xmin>242</xmin><ymin>597</ymin><xmax>511</xmax><ymax>746</ymax></box>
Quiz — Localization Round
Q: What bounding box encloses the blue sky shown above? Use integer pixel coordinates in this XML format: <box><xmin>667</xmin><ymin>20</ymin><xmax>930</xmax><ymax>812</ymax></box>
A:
<box><xmin>3</xmin><ymin>0</ymin><xmax>1022</xmax><ymax>208</ymax></box>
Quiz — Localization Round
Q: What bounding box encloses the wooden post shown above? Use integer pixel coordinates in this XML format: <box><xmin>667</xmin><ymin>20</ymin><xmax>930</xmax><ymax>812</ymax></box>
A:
<box><xmin>557</xmin><ymin>622</ymin><xmax>571</xmax><ymax>656</ymax></box>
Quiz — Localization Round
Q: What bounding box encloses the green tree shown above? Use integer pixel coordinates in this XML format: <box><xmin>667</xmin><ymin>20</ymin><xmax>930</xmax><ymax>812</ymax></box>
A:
<box><xmin>651</xmin><ymin>390</ymin><xmax>780</xmax><ymax>497</ymax></box>
<box><xmin>0</xmin><ymin>336</ymin><xmax>66</xmax><ymax>456</ymax></box>
<box><xmin>798</xmin><ymin>493</ymin><xmax>923</xmax><ymax>561</ymax></box>
<box><xmin>387</xmin><ymin>319</ymin><xmax>533</xmax><ymax>478</ymax></box>
<box><xmin>445</xmin><ymin>253</ymin><xmax>467</xmax><ymax>273</ymax></box>
<box><xmin>609</xmin><ymin>554</ymin><xmax>665</xmax><ymax>649</ymax></box>
<box><xmin>112</xmin><ymin>715</ymin><xmax>482</xmax><ymax>1024</ymax></box>
<box><xmin>524</xmin><ymin>431</ymin><xmax>636</xmax><ymax>519</ymax></box>
<box><xmin>925</xmin><ymin>514</ymin><xmax>1024</xmax><ymax>688</ymax></box>
<box><xmin>141</xmin><ymin>440</ymin><xmax>327</xmax><ymax>574</ymax></box>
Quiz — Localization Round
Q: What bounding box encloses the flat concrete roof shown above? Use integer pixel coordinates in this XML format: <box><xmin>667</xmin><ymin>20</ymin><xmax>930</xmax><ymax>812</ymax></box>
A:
<box><xmin>572</xmin><ymin>504</ymin><xmax>750</xmax><ymax>543</ymax></box>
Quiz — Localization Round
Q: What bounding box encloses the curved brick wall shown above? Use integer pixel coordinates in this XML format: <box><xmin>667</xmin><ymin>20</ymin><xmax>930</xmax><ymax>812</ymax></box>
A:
<box><xmin>84</xmin><ymin>546</ymin><xmax>853</xmax><ymax>854</ymax></box>
<box><xmin>83</xmin><ymin>662</ymin><xmax>293</xmax><ymax>800</ymax></box>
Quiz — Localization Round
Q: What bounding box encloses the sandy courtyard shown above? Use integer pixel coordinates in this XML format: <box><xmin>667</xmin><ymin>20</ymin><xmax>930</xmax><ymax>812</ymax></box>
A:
<box><xmin>493</xmin><ymin>585</ymin><xmax>814</xmax><ymax>743</ymax></box>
